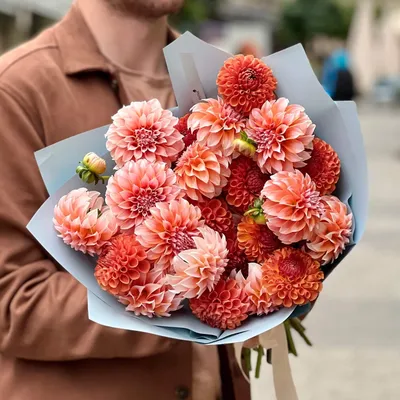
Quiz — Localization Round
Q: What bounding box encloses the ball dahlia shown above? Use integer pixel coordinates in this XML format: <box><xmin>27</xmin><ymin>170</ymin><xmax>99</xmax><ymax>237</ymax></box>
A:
<box><xmin>306</xmin><ymin>195</ymin><xmax>353</xmax><ymax>265</ymax></box>
<box><xmin>301</xmin><ymin>138</ymin><xmax>341</xmax><ymax>196</ymax></box>
<box><xmin>135</xmin><ymin>198</ymin><xmax>204</xmax><ymax>273</ymax></box>
<box><xmin>197</xmin><ymin>198</ymin><xmax>233</xmax><ymax>235</ymax></box>
<box><xmin>168</xmin><ymin>227</ymin><xmax>228</xmax><ymax>298</ymax></box>
<box><xmin>246</xmin><ymin>98</ymin><xmax>315</xmax><ymax>174</ymax></box>
<box><xmin>190</xmin><ymin>277</ymin><xmax>250</xmax><ymax>330</ymax></box>
<box><xmin>217</xmin><ymin>54</ymin><xmax>277</xmax><ymax>115</ymax></box>
<box><xmin>261</xmin><ymin>170</ymin><xmax>323</xmax><ymax>244</ymax></box>
<box><xmin>175</xmin><ymin>113</ymin><xmax>197</xmax><ymax>148</ymax></box>
<box><xmin>188</xmin><ymin>97</ymin><xmax>246</xmax><ymax>157</ymax></box>
<box><xmin>237</xmin><ymin>216</ymin><xmax>281</xmax><ymax>263</ymax></box>
<box><xmin>105</xmin><ymin>99</ymin><xmax>184</xmax><ymax>168</ymax></box>
<box><xmin>106</xmin><ymin>159</ymin><xmax>182</xmax><ymax>232</ymax></box>
<box><xmin>225</xmin><ymin>156</ymin><xmax>269</xmax><ymax>212</ymax></box>
<box><xmin>262</xmin><ymin>247</ymin><xmax>324</xmax><ymax>308</ymax></box>
<box><xmin>53</xmin><ymin>188</ymin><xmax>118</xmax><ymax>256</ymax></box>
<box><xmin>245</xmin><ymin>263</ymin><xmax>277</xmax><ymax>316</ymax></box>
<box><xmin>119</xmin><ymin>271</ymin><xmax>184</xmax><ymax>318</ymax></box>
<box><xmin>225</xmin><ymin>236</ymin><xmax>249</xmax><ymax>276</ymax></box>
<box><xmin>175</xmin><ymin>142</ymin><xmax>231</xmax><ymax>202</ymax></box>
<box><xmin>94</xmin><ymin>234</ymin><xmax>151</xmax><ymax>296</ymax></box>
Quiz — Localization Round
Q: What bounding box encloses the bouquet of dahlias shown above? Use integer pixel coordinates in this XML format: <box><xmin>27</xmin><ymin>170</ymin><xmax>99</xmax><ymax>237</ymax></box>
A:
<box><xmin>28</xmin><ymin>33</ymin><xmax>367</xmax><ymax>393</ymax></box>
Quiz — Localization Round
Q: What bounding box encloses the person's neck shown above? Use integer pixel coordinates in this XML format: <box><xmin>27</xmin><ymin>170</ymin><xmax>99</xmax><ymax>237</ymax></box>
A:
<box><xmin>78</xmin><ymin>0</ymin><xmax>169</xmax><ymax>75</ymax></box>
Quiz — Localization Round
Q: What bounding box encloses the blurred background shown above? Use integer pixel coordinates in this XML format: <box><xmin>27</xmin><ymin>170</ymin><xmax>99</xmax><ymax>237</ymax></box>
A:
<box><xmin>1</xmin><ymin>0</ymin><xmax>399</xmax><ymax>399</ymax></box>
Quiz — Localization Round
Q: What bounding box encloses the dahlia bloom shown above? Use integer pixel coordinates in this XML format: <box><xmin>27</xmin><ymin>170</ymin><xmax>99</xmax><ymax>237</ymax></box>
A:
<box><xmin>175</xmin><ymin>142</ymin><xmax>231</xmax><ymax>202</ymax></box>
<box><xmin>261</xmin><ymin>170</ymin><xmax>323</xmax><ymax>244</ymax></box>
<box><xmin>306</xmin><ymin>195</ymin><xmax>353</xmax><ymax>265</ymax></box>
<box><xmin>301</xmin><ymin>138</ymin><xmax>341</xmax><ymax>196</ymax></box>
<box><xmin>175</xmin><ymin>113</ymin><xmax>197</xmax><ymax>148</ymax></box>
<box><xmin>217</xmin><ymin>54</ymin><xmax>277</xmax><ymax>115</ymax></box>
<box><xmin>53</xmin><ymin>188</ymin><xmax>118</xmax><ymax>256</ymax></box>
<box><xmin>245</xmin><ymin>263</ymin><xmax>277</xmax><ymax>316</ymax></box>
<box><xmin>105</xmin><ymin>99</ymin><xmax>184</xmax><ymax>168</ymax></box>
<box><xmin>225</xmin><ymin>236</ymin><xmax>249</xmax><ymax>276</ymax></box>
<box><xmin>135</xmin><ymin>198</ymin><xmax>204</xmax><ymax>273</ymax></box>
<box><xmin>119</xmin><ymin>271</ymin><xmax>184</xmax><ymax>317</ymax></box>
<box><xmin>225</xmin><ymin>156</ymin><xmax>269</xmax><ymax>212</ymax></box>
<box><xmin>190</xmin><ymin>277</ymin><xmax>250</xmax><ymax>330</ymax></box>
<box><xmin>188</xmin><ymin>98</ymin><xmax>246</xmax><ymax>156</ymax></box>
<box><xmin>237</xmin><ymin>216</ymin><xmax>281</xmax><ymax>263</ymax></box>
<box><xmin>168</xmin><ymin>227</ymin><xmax>228</xmax><ymax>298</ymax></box>
<box><xmin>106</xmin><ymin>159</ymin><xmax>182</xmax><ymax>232</ymax></box>
<box><xmin>246</xmin><ymin>98</ymin><xmax>315</xmax><ymax>174</ymax></box>
<box><xmin>198</xmin><ymin>198</ymin><xmax>233</xmax><ymax>235</ymax></box>
<box><xmin>94</xmin><ymin>234</ymin><xmax>151</xmax><ymax>296</ymax></box>
<box><xmin>262</xmin><ymin>247</ymin><xmax>324</xmax><ymax>308</ymax></box>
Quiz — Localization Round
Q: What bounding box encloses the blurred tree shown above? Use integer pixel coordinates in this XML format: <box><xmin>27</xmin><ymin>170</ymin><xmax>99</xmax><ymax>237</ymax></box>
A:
<box><xmin>169</xmin><ymin>0</ymin><xmax>218</xmax><ymax>33</ymax></box>
<box><xmin>276</xmin><ymin>0</ymin><xmax>354</xmax><ymax>48</ymax></box>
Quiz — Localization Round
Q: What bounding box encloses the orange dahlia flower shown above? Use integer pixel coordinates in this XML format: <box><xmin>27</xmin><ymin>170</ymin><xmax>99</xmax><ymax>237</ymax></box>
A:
<box><xmin>217</xmin><ymin>54</ymin><xmax>277</xmax><ymax>115</ymax></box>
<box><xmin>190</xmin><ymin>277</ymin><xmax>250</xmax><ymax>330</ymax></box>
<box><xmin>119</xmin><ymin>271</ymin><xmax>184</xmax><ymax>317</ymax></box>
<box><xmin>245</xmin><ymin>263</ymin><xmax>277</xmax><ymax>316</ymax></box>
<box><xmin>53</xmin><ymin>188</ymin><xmax>118</xmax><ymax>256</ymax></box>
<box><xmin>188</xmin><ymin>98</ymin><xmax>246</xmax><ymax>156</ymax></box>
<box><xmin>175</xmin><ymin>142</ymin><xmax>231</xmax><ymax>202</ymax></box>
<box><xmin>168</xmin><ymin>227</ymin><xmax>228</xmax><ymax>298</ymax></box>
<box><xmin>225</xmin><ymin>156</ymin><xmax>269</xmax><ymax>212</ymax></box>
<box><xmin>94</xmin><ymin>234</ymin><xmax>151</xmax><ymax>296</ymax></box>
<box><xmin>197</xmin><ymin>198</ymin><xmax>233</xmax><ymax>235</ymax></box>
<box><xmin>106</xmin><ymin>159</ymin><xmax>182</xmax><ymax>232</ymax></box>
<box><xmin>261</xmin><ymin>170</ymin><xmax>323</xmax><ymax>244</ymax></box>
<box><xmin>306</xmin><ymin>195</ymin><xmax>353</xmax><ymax>265</ymax></box>
<box><xmin>106</xmin><ymin>99</ymin><xmax>184</xmax><ymax>168</ymax></box>
<box><xmin>135</xmin><ymin>198</ymin><xmax>204</xmax><ymax>273</ymax></box>
<box><xmin>301</xmin><ymin>138</ymin><xmax>341</xmax><ymax>196</ymax></box>
<box><xmin>237</xmin><ymin>216</ymin><xmax>281</xmax><ymax>263</ymax></box>
<box><xmin>246</xmin><ymin>98</ymin><xmax>315</xmax><ymax>174</ymax></box>
<box><xmin>262</xmin><ymin>248</ymin><xmax>324</xmax><ymax>308</ymax></box>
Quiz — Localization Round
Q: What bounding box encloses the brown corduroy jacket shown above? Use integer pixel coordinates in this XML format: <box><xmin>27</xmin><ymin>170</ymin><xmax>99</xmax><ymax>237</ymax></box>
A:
<box><xmin>0</xmin><ymin>5</ymin><xmax>250</xmax><ymax>400</ymax></box>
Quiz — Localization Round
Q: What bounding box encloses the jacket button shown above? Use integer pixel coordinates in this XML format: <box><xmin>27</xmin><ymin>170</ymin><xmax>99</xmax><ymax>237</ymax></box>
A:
<box><xmin>175</xmin><ymin>385</ymin><xmax>190</xmax><ymax>399</ymax></box>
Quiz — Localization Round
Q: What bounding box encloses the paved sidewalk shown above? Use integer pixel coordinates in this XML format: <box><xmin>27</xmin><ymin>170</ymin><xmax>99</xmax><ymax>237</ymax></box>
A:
<box><xmin>252</xmin><ymin>104</ymin><xmax>400</xmax><ymax>400</ymax></box>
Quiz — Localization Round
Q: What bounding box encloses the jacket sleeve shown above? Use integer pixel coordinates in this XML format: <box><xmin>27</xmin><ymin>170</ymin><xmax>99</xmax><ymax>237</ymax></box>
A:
<box><xmin>0</xmin><ymin>86</ymin><xmax>175</xmax><ymax>361</ymax></box>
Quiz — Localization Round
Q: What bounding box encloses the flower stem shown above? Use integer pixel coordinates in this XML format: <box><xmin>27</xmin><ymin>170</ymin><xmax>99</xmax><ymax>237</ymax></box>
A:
<box><xmin>255</xmin><ymin>345</ymin><xmax>264</xmax><ymax>379</ymax></box>
<box><xmin>243</xmin><ymin>348</ymin><xmax>252</xmax><ymax>374</ymax></box>
<box><xmin>290</xmin><ymin>318</ymin><xmax>312</xmax><ymax>346</ymax></box>
<box><xmin>284</xmin><ymin>320</ymin><xmax>298</xmax><ymax>357</ymax></box>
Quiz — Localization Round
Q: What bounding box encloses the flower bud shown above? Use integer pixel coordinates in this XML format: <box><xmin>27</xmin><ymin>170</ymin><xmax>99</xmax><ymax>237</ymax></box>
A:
<box><xmin>233</xmin><ymin>138</ymin><xmax>256</xmax><ymax>158</ymax></box>
<box><xmin>83</xmin><ymin>152</ymin><xmax>106</xmax><ymax>175</ymax></box>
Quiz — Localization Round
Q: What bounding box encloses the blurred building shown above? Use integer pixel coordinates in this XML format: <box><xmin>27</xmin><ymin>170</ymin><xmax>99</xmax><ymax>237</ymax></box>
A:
<box><xmin>348</xmin><ymin>0</ymin><xmax>400</xmax><ymax>95</ymax></box>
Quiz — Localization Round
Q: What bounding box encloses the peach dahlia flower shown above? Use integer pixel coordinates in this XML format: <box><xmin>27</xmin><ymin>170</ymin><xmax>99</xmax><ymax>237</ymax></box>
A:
<box><xmin>53</xmin><ymin>188</ymin><xmax>118</xmax><ymax>256</ymax></box>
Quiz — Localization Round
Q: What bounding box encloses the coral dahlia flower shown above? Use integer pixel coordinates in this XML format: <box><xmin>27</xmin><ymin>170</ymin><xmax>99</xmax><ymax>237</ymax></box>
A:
<box><xmin>94</xmin><ymin>234</ymin><xmax>151</xmax><ymax>296</ymax></box>
<box><xmin>246</xmin><ymin>98</ymin><xmax>315</xmax><ymax>174</ymax></box>
<box><xmin>135</xmin><ymin>198</ymin><xmax>204</xmax><ymax>273</ymax></box>
<box><xmin>237</xmin><ymin>216</ymin><xmax>281</xmax><ymax>263</ymax></box>
<box><xmin>197</xmin><ymin>198</ymin><xmax>233</xmax><ymax>234</ymax></box>
<box><xmin>261</xmin><ymin>170</ymin><xmax>323</xmax><ymax>244</ymax></box>
<box><xmin>217</xmin><ymin>54</ymin><xmax>277</xmax><ymax>115</ymax></box>
<box><xmin>106</xmin><ymin>99</ymin><xmax>184</xmax><ymax>168</ymax></box>
<box><xmin>168</xmin><ymin>227</ymin><xmax>228</xmax><ymax>298</ymax></box>
<box><xmin>188</xmin><ymin>98</ymin><xmax>246</xmax><ymax>156</ymax></box>
<box><xmin>262</xmin><ymin>247</ymin><xmax>324</xmax><ymax>308</ymax></box>
<box><xmin>106</xmin><ymin>159</ymin><xmax>182</xmax><ymax>232</ymax></box>
<box><xmin>301</xmin><ymin>138</ymin><xmax>341</xmax><ymax>196</ymax></box>
<box><xmin>225</xmin><ymin>156</ymin><xmax>269</xmax><ymax>212</ymax></box>
<box><xmin>245</xmin><ymin>263</ymin><xmax>277</xmax><ymax>316</ymax></box>
<box><xmin>53</xmin><ymin>188</ymin><xmax>118</xmax><ymax>256</ymax></box>
<box><xmin>306</xmin><ymin>195</ymin><xmax>353</xmax><ymax>265</ymax></box>
<box><xmin>119</xmin><ymin>271</ymin><xmax>184</xmax><ymax>317</ymax></box>
<box><xmin>175</xmin><ymin>142</ymin><xmax>231</xmax><ymax>202</ymax></box>
<box><xmin>190</xmin><ymin>277</ymin><xmax>250</xmax><ymax>330</ymax></box>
